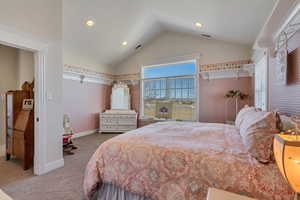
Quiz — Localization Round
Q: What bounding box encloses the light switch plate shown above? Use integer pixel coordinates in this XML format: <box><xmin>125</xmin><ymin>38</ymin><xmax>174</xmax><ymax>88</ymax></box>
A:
<box><xmin>47</xmin><ymin>92</ymin><xmax>53</xmax><ymax>101</ymax></box>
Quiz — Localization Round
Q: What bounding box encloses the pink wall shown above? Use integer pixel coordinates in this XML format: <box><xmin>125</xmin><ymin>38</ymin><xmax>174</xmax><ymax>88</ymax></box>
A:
<box><xmin>199</xmin><ymin>77</ymin><xmax>253</xmax><ymax>123</ymax></box>
<box><xmin>130</xmin><ymin>77</ymin><xmax>253</xmax><ymax>124</ymax></box>
<box><xmin>63</xmin><ymin>76</ymin><xmax>253</xmax><ymax>132</ymax></box>
<box><xmin>269</xmin><ymin>30</ymin><xmax>300</xmax><ymax>115</ymax></box>
<box><xmin>63</xmin><ymin>79</ymin><xmax>111</xmax><ymax>133</ymax></box>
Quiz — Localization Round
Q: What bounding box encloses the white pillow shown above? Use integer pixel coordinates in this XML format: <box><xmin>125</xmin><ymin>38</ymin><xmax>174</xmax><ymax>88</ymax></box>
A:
<box><xmin>235</xmin><ymin>106</ymin><xmax>257</xmax><ymax>129</ymax></box>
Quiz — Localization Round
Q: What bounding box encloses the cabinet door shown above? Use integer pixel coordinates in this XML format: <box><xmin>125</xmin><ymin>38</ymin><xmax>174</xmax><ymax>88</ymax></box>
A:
<box><xmin>13</xmin><ymin>130</ymin><xmax>25</xmax><ymax>160</ymax></box>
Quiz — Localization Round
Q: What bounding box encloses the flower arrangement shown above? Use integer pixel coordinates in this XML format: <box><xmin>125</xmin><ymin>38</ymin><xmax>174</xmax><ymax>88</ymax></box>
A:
<box><xmin>225</xmin><ymin>90</ymin><xmax>248</xmax><ymax>100</ymax></box>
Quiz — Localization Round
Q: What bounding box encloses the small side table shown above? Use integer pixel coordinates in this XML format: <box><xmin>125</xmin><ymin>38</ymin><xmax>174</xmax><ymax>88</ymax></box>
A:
<box><xmin>207</xmin><ymin>188</ymin><xmax>256</xmax><ymax>200</ymax></box>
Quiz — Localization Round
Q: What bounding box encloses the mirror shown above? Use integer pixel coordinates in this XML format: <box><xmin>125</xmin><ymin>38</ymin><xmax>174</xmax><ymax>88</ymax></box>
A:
<box><xmin>111</xmin><ymin>83</ymin><xmax>130</xmax><ymax>110</ymax></box>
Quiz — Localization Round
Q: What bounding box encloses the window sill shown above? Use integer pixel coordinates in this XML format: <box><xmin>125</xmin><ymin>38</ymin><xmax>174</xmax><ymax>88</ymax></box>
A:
<box><xmin>139</xmin><ymin>118</ymin><xmax>169</xmax><ymax>122</ymax></box>
<box><xmin>139</xmin><ymin>118</ymin><xmax>195</xmax><ymax>122</ymax></box>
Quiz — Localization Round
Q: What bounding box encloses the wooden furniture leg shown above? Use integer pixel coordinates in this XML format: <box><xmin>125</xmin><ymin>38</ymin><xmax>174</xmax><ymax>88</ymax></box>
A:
<box><xmin>6</xmin><ymin>153</ymin><xmax>11</xmax><ymax>161</ymax></box>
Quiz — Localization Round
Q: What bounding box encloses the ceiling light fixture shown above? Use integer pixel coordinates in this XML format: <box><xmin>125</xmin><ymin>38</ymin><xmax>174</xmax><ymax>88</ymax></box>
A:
<box><xmin>122</xmin><ymin>41</ymin><xmax>128</xmax><ymax>46</ymax></box>
<box><xmin>86</xmin><ymin>20</ymin><xmax>95</xmax><ymax>27</ymax></box>
<box><xmin>195</xmin><ymin>22</ymin><xmax>203</xmax><ymax>28</ymax></box>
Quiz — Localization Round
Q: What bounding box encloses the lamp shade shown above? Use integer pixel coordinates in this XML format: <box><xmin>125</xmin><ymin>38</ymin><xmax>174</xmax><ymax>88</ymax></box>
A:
<box><xmin>274</xmin><ymin>134</ymin><xmax>300</xmax><ymax>193</ymax></box>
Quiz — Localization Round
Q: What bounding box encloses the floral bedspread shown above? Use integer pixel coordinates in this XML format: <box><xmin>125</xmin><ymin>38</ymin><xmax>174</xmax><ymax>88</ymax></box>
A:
<box><xmin>83</xmin><ymin>122</ymin><xmax>294</xmax><ymax>200</ymax></box>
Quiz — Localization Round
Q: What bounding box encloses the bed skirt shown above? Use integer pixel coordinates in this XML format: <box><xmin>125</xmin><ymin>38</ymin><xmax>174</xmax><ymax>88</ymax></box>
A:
<box><xmin>91</xmin><ymin>184</ymin><xmax>152</xmax><ymax>200</ymax></box>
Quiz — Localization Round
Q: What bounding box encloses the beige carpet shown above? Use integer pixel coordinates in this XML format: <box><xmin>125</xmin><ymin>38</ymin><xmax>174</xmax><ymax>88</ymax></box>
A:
<box><xmin>1</xmin><ymin>133</ymin><xmax>117</xmax><ymax>200</ymax></box>
<box><xmin>0</xmin><ymin>156</ymin><xmax>34</xmax><ymax>187</ymax></box>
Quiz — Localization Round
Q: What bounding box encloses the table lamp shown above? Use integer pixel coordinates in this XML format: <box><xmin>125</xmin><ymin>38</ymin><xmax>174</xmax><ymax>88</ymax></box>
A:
<box><xmin>274</xmin><ymin>134</ymin><xmax>300</xmax><ymax>200</ymax></box>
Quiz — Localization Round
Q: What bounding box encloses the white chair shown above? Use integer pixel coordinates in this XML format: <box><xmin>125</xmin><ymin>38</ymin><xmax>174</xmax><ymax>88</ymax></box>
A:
<box><xmin>63</xmin><ymin>114</ymin><xmax>77</xmax><ymax>155</ymax></box>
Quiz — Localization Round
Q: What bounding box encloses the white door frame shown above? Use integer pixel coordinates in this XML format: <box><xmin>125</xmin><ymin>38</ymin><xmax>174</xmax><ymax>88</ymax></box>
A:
<box><xmin>0</xmin><ymin>27</ymin><xmax>48</xmax><ymax>175</ymax></box>
<box><xmin>254</xmin><ymin>51</ymin><xmax>269</xmax><ymax>111</ymax></box>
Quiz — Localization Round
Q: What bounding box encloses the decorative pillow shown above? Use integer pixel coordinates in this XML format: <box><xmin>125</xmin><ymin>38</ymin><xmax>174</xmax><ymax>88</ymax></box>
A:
<box><xmin>239</xmin><ymin>111</ymin><xmax>279</xmax><ymax>163</ymax></box>
<box><xmin>279</xmin><ymin>115</ymin><xmax>293</xmax><ymax>131</ymax></box>
<box><xmin>235</xmin><ymin>106</ymin><xmax>257</xmax><ymax>129</ymax></box>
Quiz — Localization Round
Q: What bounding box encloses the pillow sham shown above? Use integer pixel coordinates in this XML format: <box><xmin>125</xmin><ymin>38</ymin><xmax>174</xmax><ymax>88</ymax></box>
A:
<box><xmin>279</xmin><ymin>115</ymin><xmax>294</xmax><ymax>131</ymax></box>
<box><xmin>235</xmin><ymin>106</ymin><xmax>257</xmax><ymax>129</ymax></box>
<box><xmin>239</xmin><ymin>111</ymin><xmax>279</xmax><ymax>163</ymax></box>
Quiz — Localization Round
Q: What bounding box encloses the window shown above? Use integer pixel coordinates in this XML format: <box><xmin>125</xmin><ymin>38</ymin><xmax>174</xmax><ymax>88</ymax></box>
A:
<box><xmin>141</xmin><ymin>60</ymin><xmax>197</xmax><ymax>121</ymax></box>
<box><xmin>255</xmin><ymin>55</ymin><xmax>268</xmax><ymax>111</ymax></box>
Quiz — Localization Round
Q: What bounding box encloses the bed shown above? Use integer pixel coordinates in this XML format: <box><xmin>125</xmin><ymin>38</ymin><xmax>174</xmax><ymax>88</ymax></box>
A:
<box><xmin>83</xmin><ymin>121</ymin><xmax>294</xmax><ymax>200</ymax></box>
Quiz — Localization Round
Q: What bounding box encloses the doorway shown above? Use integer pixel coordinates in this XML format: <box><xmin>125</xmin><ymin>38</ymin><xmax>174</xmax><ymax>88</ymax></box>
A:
<box><xmin>0</xmin><ymin>28</ymin><xmax>48</xmax><ymax>177</ymax></box>
<box><xmin>0</xmin><ymin>44</ymin><xmax>35</xmax><ymax>186</ymax></box>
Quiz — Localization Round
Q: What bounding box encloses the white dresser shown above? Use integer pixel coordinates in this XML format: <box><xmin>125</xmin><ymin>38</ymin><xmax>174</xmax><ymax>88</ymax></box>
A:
<box><xmin>100</xmin><ymin>110</ymin><xmax>137</xmax><ymax>133</ymax></box>
<box><xmin>100</xmin><ymin>83</ymin><xmax>137</xmax><ymax>133</ymax></box>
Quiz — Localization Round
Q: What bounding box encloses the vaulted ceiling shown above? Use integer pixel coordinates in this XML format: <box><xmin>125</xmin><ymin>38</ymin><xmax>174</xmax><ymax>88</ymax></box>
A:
<box><xmin>63</xmin><ymin>0</ymin><xmax>277</xmax><ymax>66</ymax></box>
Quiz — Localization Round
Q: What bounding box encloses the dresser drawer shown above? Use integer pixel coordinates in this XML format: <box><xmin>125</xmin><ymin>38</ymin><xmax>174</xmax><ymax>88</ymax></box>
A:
<box><xmin>117</xmin><ymin>125</ymin><xmax>136</xmax><ymax>130</ymax></box>
<box><xmin>101</xmin><ymin>125</ymin><xmax>119</xmax><ymax>131</ymax></box>
<box><xmin>118</xmin><ymin>114</ymin><xmax>137</xmax><ymax>118</ymax></box>
<box><xmin>101</xmin><ymin>117</ymin><xmax>119</xmax><ymax>124</ymax></box>
<box><xmin>100</xmin><ymin>114</ymin><xmax>120</xmax><ymax>118</ymax></box>
<box><xmin>118</xmin><ymin>118</ymin><xmax>137</xmax><ymax>125</ymax></box>
<box><xmin>118</xmin><ymin>114</ymin><xmax>136</xmax><ymax>124</ymax></box>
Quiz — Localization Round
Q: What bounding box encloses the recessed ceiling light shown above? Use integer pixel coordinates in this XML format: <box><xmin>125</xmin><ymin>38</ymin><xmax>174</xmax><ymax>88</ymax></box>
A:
<box><xmin>86</xmin><ymin>20</ymin><xmax>95</xmax><ymax>27</ymax></box>
<box><xmin>122</xmin><ymin>41</ymin><xmax>128</xmax><ymax>46</ymax></box>
<box><xmin>195</xmin><ymin>22</ymin><xmax>203</xmax><ymax>28</ymax></box>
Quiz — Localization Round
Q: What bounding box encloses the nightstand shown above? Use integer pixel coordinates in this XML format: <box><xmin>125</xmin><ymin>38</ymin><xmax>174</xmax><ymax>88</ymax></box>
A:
<box><xmin>207</xmin><ymin>188</ymin><xmax>256</xmax><ymax>200</ymax></box>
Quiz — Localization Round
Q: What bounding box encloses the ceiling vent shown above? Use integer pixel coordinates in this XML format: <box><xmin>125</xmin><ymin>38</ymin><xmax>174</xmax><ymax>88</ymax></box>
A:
<box><xmin>200</xmin><ymin>34</ymin><xmax>212</xmax><ymax>39</ymax></box>
<box><xmin>135</xmin><ymin>44</ymin><xmax>142</xmax><ymax>50</ymax></box>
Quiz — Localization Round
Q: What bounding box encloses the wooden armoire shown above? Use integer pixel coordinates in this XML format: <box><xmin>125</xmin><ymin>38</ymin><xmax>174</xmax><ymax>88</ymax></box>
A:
<box><xmin>6</xmin><ymin>89</ymin><xmax>34</xmax><ymax>170</ymax></box>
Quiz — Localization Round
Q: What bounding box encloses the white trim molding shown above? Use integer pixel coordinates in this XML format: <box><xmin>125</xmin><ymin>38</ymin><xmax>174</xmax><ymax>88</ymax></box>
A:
<box><xmin>63</xmin><ymin>72</ymin><xmax>113</xmax><ymax>85</ymax></box>
<box><xmin>34</xmin><ymin>49</ymin><xmax>48</xmax><ymax>175</ymax></box>
<box><xmin>72</xmin><ymin>129</ymin><xmax>99</xmax><ymax>139</ymax></box>
<box><xmin>199</xmin><ymin>66</ymin><xmax>254</xmax><ymax>80</ymax></box>
<box><xmin>198</xmin><ymin>60</ymin><xmax>254</xmax><ymax>80</ymax></box>
<box><xmin>44</xmin><ymin>159</ymin><xmax>64</xmax><ymax>174</ymax></box>
<box><xmin>64</xmin><ymin>64</ymin><xmax>142</xmax><ymax>85</ymax></box>
<box><xmin>64</xmin><ymin>64</ymin><xmax>113</xmax><ymax>85</ymax></box>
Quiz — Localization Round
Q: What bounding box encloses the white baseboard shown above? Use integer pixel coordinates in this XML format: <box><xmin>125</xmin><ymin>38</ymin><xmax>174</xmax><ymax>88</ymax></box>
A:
<box><xmin>0</xmin><ymin>144</ymin><xmax>5</xmax><ymax>157</ymax></box>
<box><xmin>72</xmin><ymin>129</ymin><xmax>98</xmax><ymax>139</ymax></box>
<box><xmin>44</xmin><ymin>159</ymin><xmax>64</xmax><ymax>174</ymax></box>
<box><xmin>41</xmin><ymin>130</ymin><xmax>97</xmax><ymax>174</ymax></box>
